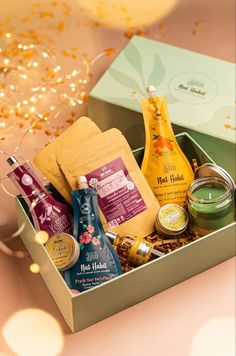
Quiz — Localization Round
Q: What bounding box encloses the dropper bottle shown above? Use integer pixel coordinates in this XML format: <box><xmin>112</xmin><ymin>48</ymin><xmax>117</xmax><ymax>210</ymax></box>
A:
<box><xmin>106</xmin><ymin>232</ymin><xmax>164</xmax><ymax>267</ymax></box>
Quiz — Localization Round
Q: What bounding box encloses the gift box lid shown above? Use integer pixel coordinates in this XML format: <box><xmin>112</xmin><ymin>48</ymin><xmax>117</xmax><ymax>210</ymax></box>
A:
<box><xmin>90</xmin><ymin>36</ymin><xmax>235</xmax><ymax>144</ymax></box>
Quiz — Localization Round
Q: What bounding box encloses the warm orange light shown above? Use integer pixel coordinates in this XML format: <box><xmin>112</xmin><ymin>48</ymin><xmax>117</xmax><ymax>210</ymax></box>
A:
<box><xmin>191</xmin><ymin>317</ymin><xmax>235</xmax><ymax>356</ymax></box>
<box><xmin>30</xmin><ymin>263</ymin><xmax>40</xmax><ymax>273</ymax></box>
<box><xmin>35</xmin><ymin>230</ymin><xmax>49</xmax><ymax>244</ymax></box>
<box><xmin>2</xmin><ymin>309</ymin><xmax>64</xmax><ymax>356</ymax></box>
<box><xmin>77</xmin><ymin>0</ymin><xmax>179</xmax><ymax>29</ymax></box>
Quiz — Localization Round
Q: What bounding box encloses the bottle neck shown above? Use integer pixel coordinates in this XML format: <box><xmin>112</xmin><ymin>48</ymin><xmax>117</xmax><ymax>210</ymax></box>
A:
<box><xmin>11</xmin><ymin>161</ymin><xmax>20</xmax><ymax>170</ymax></box>
<box><xmin>78</xmin><ymin>176</ymin><xmax>89</xmax><ymax>190</ymax></box>
<box><xmin>78</xmin><ymin>182</ymin><xmax>89</xmax><ymax>189</ymax></box>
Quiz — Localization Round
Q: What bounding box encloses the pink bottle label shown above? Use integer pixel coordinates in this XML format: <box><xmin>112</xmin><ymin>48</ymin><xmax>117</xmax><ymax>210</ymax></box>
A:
<box><xmin>85</xmin><ymin>158</ymin><xmax>147</xmax><ymax>228</ymax></box>
<box><xmin>8</xmin><ymin>163</ymin><xmax>71</xmax><ymax>237</ymax></box>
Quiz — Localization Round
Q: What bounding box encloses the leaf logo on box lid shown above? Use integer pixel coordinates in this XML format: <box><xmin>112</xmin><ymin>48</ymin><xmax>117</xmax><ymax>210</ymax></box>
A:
<box><xmin>107</xmin><ymin>42</ymin><xmax>173</xmax><ymax>104</ymax></box>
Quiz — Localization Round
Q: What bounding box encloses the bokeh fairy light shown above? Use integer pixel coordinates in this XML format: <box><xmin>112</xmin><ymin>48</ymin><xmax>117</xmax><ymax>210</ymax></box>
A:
<box><xmin>0</xmin><ymin>38</ymin><xmax>115</xmax><ymax>140</ymax></box>
<box><xmin>30</xmin><ymin>263</ymin><xmax>40</xmax><ymax>273</ymax></box>
<box><xmin>0</xmin><ymin>35</ymin><xmax>91</xmax><ymax>140</ymax></box>
<box><xmin>191</xmin><ymin>317</ymin><xmax>235</xmax><ymax>356</ymax></box>
<box><xmin>2</xmin><ymin>309</ymin><xmax>64</xmax><ymax>356</ymax></box>
<box><xmin>0</xmin><ymin>0</ymin><xmax>116</xmax><ymax>142</ymax></box>
<box><xmin>77</xmin><ymin>0</ymin><xmax>179</xmax><ymax>29</ymax></box>
<box><xmin>35</xmin><ymin>231</ymin><xmax>49</xmax><ymax>245</ymax></box>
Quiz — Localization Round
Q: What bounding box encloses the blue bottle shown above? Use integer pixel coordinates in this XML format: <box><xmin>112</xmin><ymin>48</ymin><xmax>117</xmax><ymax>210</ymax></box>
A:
<box><xmin>65</xmin><ymin>176</ymin><xmax>122</xmax><ymax>292</ymax></box>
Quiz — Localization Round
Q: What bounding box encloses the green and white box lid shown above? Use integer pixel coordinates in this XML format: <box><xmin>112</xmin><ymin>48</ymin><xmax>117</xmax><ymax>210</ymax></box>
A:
<box><xmin>90</xmin><ymin>36</ymin><xmax>235</xmax><ymax>145</ymax></box>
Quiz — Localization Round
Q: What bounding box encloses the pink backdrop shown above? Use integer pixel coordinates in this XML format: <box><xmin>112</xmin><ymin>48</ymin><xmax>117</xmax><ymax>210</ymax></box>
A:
<box><xmin>0</xmin><ymin>0</ymin><xmax>235</xmax><ymax>355</ymax></box>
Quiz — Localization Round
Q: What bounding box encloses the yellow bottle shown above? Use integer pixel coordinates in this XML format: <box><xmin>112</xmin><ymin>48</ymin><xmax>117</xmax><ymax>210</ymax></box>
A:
<box><xmin>141</xmin><ymin>85</ymin><xmax>194</xmax><ymax>206</ymax></box>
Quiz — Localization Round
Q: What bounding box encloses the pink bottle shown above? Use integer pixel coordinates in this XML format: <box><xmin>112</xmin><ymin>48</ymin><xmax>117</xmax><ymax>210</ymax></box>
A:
<box><xmin>7</xmin><ymin>156</ymin><xmax>71</xmax><ymax>237</ymax></box>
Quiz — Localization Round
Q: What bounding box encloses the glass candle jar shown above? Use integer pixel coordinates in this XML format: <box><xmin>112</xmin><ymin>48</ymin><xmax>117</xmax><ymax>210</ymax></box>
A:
<box><xmin>187</xmin><ymin>177</ymin><xmax>235</xmax><ymax>236</ymax></box>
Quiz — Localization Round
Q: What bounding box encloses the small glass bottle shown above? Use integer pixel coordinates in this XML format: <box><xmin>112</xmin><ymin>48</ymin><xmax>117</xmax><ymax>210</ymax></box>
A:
<box><xmin>106</xmin><ymin>232</ymin><xmax>164</xmax><ymax>267</ymax></box>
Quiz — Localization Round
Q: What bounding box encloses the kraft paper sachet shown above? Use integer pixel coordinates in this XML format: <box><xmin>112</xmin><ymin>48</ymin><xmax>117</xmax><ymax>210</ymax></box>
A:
<box><xmin>57</xmin><ymin>128</ymin><xmax>160</xmax><ymax>238</ymax></box>
<box><xmin>34</xmin><ymin>117</ymin><xmax>101</xmax><ymax>203</ymax></box>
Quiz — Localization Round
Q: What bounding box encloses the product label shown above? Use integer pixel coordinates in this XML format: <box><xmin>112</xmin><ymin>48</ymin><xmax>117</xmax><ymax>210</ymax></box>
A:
<box><xmin>65</xmin><ymin>218</ymin><xmax>121</xmax><ymax>292</ymax></box>
<box><xmin>147</xmin><ymin>136</ymin><xmax>192</xmax><ymax>205</ymax></box>
<box><xmin>169</xmin><ymin>72</ymin><xmax>218</xmax><ymax>105</ymax></box>
<box><xmin>128</xmin><ymin>237</ymin><xmax>154</xmax><ymax>266</ymax></box>
<box><xmin>68</xmin><ymin>243</ymin><xmax>116</xmax><ymax>291</ymax></box>
<box><xmin>45</xmin><ymin>234</ymin><xmax>75</xmax><ymax>270</ymax></box>
<box><xmin>8</xmin><ymin>164</ymin><xmax>72</xmax><ymax>236</ymax></box>
<box><xmin>86</xmin><ymin>158</ymin><xmax>147</xmax><ymax>228</ymax></box>
<box><xmin>159</xmin><ymin>205</ymin><xmax>187</xmax><ymax>230</ymax></box>
<box><xmin>154</xmin><ymin>173</ymin><xmax>190</xmax><ymax>205</ymax></box>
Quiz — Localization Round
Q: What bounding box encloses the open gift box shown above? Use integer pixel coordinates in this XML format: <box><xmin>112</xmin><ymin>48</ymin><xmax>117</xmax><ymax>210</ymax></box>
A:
<box><xmin>16</xmin><ymin>133</ymin><xmax>235</xmax><ymax>333</ymax></box>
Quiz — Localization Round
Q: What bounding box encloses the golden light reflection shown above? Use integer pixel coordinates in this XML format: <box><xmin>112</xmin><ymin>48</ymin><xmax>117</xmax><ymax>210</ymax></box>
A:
<box><xmin>35</xmin><ymin>230</ymin><xmax>49</xmax><ymax>244</ymax></box>
<box><xmin>77</xmin><ymin>0</ymin><xmax>179</xmax><ymax>29</ymax></box>
<box><xmin>0</xmin><ymin>0</ymin><xmax>119</xmax><ymax>146</ymax></box>
<box><xmin>191</xmin><ymin>317</ymin><xmax>235</xmax><ymax>356</ymax></box>
<box><xmin>30</xmin><ymin>263</ymin><xmax>40</xmax><ymax>273</ymax></box>
<box><xmin>2</xmin><ymin>309</ymin><xmax>64</xmax><ymax>356</ymax></box>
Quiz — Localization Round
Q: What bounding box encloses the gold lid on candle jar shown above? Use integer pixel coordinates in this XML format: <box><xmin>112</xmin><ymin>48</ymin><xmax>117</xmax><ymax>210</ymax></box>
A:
<box><xmin>155</xmin><ymin>204</ymin><xmax>188</xmax><ymax>236</ymax></box>
<box><xmin>45</xmin><ymin>233</ymin><xmax>80</xmax><ymax>271</ymax></box>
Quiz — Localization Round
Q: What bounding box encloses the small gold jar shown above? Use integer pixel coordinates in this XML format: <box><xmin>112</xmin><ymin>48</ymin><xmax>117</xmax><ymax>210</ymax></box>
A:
<box><xmin>155</xmin><ymin>204</ymin><xmax>188</xmax><ymax>236</ymax></box>
<box><xmin>45</xmin><ymin>233</ymin><xmax>80</xmax><ymax>271</ymax></box>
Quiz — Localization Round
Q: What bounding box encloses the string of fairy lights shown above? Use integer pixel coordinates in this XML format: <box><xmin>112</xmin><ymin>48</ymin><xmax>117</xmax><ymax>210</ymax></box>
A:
<box><xmin>0</xmin><ymin>0</ymin><xmax>164</xmax><ymax>260</ymax></box>
<box><xmin>0</xmin><ymin>0</ymin><xmax>171</xmax><ymax>259</ymax></box>
<box><xmin>0</xmin><ymin>2</ymin><xmax>116</xmax><ymax>259</ymax></box>
<box><xmin>0</xmin><ymin>0</ymin><xmax>117</xmax><ymax>140</ymax></box>
<box><xmin>0</xmin><ymin>31</ymin><xmax>115</xmax><ymax>179</ymax></box>
<box><xmin>0</xmin><ymin>33</ymin><xmax>90</xmax><ymax>137</ymax></box>
<box><xmin>0</xmin><ymin>41</ymin><xmax>115</xmax><ymax>243</ymax></box>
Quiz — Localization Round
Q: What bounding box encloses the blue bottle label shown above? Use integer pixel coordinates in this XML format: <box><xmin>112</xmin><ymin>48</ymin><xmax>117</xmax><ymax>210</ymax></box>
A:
<box><xmin>65</xmin><ymin>188</ymin><xmax>122</xmax><ymax>292</ymax></box>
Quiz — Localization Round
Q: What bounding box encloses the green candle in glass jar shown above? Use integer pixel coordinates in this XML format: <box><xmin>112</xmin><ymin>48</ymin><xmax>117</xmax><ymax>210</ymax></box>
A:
<box><xmin>193</xmin><ymin>186</ymin><xmax>227</xmax><ymax>201</ymax></box>
<box><xmin>187</xmin><ymin>177</ymin><xmax>235</xmax><ymax>236</ymax></box>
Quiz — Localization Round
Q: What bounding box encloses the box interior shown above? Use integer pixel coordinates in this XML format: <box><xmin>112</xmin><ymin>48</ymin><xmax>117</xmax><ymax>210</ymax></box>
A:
<box><xmin>18</xmin><ymin>132</ymin><xmax>213</xmax><ymax>291</ymax></box>
<box><xmin>16</xmin><ymin>132</ymin><xmax>235</xmax><ymax>331</ymax></box>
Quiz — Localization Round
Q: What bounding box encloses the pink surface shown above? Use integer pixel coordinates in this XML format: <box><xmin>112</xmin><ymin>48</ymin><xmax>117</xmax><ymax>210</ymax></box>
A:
<box><xmin>0</xmin><ymin>0</ymin><xmax>235</xmax><ymax>355</ymax></box>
